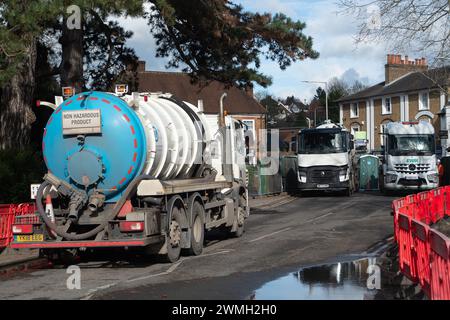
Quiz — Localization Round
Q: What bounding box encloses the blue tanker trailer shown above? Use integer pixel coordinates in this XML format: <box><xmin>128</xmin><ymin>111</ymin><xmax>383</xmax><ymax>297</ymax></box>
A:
<box><xmin>10</xmin><ymin>90</ymin><xmax>249</xmax><ymax>263</ymax></box>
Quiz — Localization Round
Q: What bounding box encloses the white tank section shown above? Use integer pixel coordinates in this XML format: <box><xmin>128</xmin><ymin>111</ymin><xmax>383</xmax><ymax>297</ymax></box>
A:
<box><xmin>121</xmin><ymin>93</ymin><xmax>220</xmax><ymax>180</ymax></box>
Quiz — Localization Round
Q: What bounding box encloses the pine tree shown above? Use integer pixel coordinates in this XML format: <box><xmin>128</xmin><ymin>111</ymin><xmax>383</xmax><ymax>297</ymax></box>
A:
<box><xmin>0</xmin><ymin>1</ymin><xmax>61</xmax><ymax>149</ymax></box>
<box><xmin>150</xmin><ymin>0</ymin><xmax>319</xmax><ymax>88</ymax></box>
<box><xmin>1</xmin><ymin>0</ymin><xmax>318</xmax><ymax>150</ymax></box>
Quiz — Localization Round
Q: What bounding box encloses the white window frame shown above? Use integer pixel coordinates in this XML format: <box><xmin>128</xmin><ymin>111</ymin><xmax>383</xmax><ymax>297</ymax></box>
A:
<box><xmin>351</xmin><ymin>123</ymin><xmax>360</xmax><ymax>136</ymax></box>
<box><xmin>350</xmin><ymin>102</ymin><xmax>359</xmax><ymax>118</ymax></box>
<box><xmin>382</xmin><ymin>97</ymin><xmax>392</xmax><ymax>115</ymax></box>
<box><xmin>241</xmin><ymin>119</ymin><xmax>256</xmax><ymax>159</ymax></box>
<box><xmin>418</xmin><ymin>91</ymin><xmax>429</xmax><ymax>111</ymax></box>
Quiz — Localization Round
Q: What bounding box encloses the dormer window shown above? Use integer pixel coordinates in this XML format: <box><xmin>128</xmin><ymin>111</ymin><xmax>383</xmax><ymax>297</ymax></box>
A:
<box><xmin>350</xmin><ymin>102</ymin><xmax>359</xmax><ymax>118</ymax></box>
<box><xmin>382</xmin><ymin>97</ymin><xmax>392</xmax><ymax>115</ymax></box>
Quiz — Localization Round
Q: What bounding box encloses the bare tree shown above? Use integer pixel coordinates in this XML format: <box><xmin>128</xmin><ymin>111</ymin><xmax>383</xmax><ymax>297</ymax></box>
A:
<box><xmin>338</xmin><ymin>0</ymin><xmax>450</xmax><ymax>66</ymax></box>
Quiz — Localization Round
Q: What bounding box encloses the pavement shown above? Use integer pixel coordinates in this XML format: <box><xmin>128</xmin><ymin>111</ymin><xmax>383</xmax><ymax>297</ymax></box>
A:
<box><xmin>0</xmin><ymin>248</ymin><xmax>40</xmax><ymax>268</ymax></box>
<box><xmin>0</xmin><ymin>191</ymin><xmax>397</xmax><ymax>300</ymax></box>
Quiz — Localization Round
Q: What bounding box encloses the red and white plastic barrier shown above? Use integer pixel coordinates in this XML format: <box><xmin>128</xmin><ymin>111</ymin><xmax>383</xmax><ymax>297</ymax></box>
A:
<box><xmin>392</xmin><ymin>186</ymin><xmax>450</xmax><ymax>300</ymax></box>
<box><xmin>0</xmin><ymin>203</ymin><xmax>36</xmax><ymax>248</ymax></box>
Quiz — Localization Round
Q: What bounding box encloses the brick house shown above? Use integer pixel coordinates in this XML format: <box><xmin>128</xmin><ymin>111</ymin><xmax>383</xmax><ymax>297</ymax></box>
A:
<box><xmin>135</xmin><ymin>61</ymin><xmax>267</xmax><ymax>163</ymax></box>
<box><xmin>337</xmin><ymin>54</ymin><xmax>449</xmax><ymax>151</ymax></box>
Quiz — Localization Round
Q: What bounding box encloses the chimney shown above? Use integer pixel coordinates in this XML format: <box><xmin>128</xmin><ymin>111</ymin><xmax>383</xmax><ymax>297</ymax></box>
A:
<box><xmin>385</xmin><ymin>54</ymin><xmax>427</xmax><ymax>84</ymax></box>
<box><xmin>245</xmin><ymin>84</ymin><xmax>254</xmax><ymax>98</ymax></box>
<box><xmin>137</xmin><ymin>60</ymin><xmax>146</xmax><ymax>73</ymax></box>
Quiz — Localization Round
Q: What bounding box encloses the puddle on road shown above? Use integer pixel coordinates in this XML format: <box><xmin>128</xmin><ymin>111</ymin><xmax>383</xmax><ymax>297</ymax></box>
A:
<box><xmin>253</xmin><ymin>257</ymin><xmax>384</xmax><ymax>300</ymax></box>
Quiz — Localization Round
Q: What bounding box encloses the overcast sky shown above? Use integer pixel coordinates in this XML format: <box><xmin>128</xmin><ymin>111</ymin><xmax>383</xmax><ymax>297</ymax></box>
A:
<box><xmin>117</xmin><ymin>0</ymin><xmax>393</xmax><ymax>102</ymax></box>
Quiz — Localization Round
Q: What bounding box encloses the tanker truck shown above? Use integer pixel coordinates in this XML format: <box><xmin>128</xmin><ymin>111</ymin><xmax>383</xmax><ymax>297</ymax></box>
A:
<box><xmin>9</xmin><ymin>89</ymin><xmax>249</xmax><ymax>263</ymax></box>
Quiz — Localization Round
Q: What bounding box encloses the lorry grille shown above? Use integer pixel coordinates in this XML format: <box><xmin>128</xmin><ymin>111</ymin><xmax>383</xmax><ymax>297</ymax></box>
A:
<box><xmin>310</xmin><ymin>169</ymin><xmax>339</xmax><ymax>183</ymax></box>
<box><xmin>398</xmin><ymin>178</ymin><xmax>427</xmax><ymax>186</ymax></box>
<box><xmin>394</xmin><ymin>163</ymin><xmax>430</xmax><ymax>173</ymax></box>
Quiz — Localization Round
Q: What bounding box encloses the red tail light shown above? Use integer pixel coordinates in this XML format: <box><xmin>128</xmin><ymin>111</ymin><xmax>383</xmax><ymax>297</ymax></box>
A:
<box><xmin>12</xmin><ymin>224</ymin><xmax>33</xmax><ymax>235</ymax></box>
<box><xmin>119</xmin><ymin>221</ymin><xmax>144</xmax><ymax>232</ymax></box>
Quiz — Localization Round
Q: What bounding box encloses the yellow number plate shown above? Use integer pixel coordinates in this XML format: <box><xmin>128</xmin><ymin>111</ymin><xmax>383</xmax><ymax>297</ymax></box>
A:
<box><xmin>16</xmin><ymin>234</ymin><xmax>44</xmax><ymax>242</ymax></box>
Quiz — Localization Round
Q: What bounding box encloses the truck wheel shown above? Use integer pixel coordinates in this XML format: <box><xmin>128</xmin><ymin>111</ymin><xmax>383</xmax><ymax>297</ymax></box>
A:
<box><xmin>188</xmin><ymin>202</ymin><xmax>205</xmax><ymax>256</ymax></box>
<box><xmin>164</xmin><ymin>206</ymin><xmax>183</xmax><ymax>263</ymax></box>
<box><xmin>232</xmin><ymin>207</ymin><xmax>245</xmax><ymax>238</ymax></box>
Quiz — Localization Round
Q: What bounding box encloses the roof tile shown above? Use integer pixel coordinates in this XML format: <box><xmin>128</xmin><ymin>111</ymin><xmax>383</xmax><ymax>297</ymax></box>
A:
<box><xmin>138</xmin><ymin>71</ymin><xmax>267</xmax><ymax>114</ymax></box>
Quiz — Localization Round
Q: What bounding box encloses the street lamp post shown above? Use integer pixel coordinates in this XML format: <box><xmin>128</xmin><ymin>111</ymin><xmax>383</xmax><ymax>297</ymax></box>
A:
<box><xmin>301</xmin><ymin>80</ymin><xmax>328</xmax><ymax>121</ymax></box>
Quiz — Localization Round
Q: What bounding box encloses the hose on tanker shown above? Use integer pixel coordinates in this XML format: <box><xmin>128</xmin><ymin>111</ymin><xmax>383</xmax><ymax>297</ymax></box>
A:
<box><xmin>36</xmin><ymin>175</ymin><xmax>153</xmax><ymax>240</ymax></box>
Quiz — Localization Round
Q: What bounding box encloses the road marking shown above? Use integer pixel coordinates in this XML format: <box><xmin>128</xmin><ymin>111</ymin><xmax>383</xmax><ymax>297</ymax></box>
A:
<box><xmin>248</xmin><ymin>227</ymin><xmax>291</xmax><ymax>243</ymax></box>
<box><xmin>251</xmin><ymin>196</ymin><xmax>297</xmax><ymax>211</ymax></box>
<box><xmin>195</xmin><ymin>249</ymin><xmax>232</xmax><ymax>258</ymax></box>
<box><xmin>251</xmin><ymin>195</ymin><xmax>291</xmax><ymax>209</ymax></box>
<box><xmin>81</xmin><ymin>282</ymin><xmax>118</xmax><ymax>300</ymax></box>
<box><xmin>265</xmin><ymin>197</ymin><xmax>297</xmax><ymax>209</ymax></box>
<box><xmin>127</xmin><ymin>261</ymin><xmax>182</xmax><ymax>283</ymax></box>
<box><xmin>80</xmin><ymin>249</ymin><xmax>231</xmax><ymax>299</ymax></box>
<box><xmin>305</xmin><ymin>211</ymin><xmax>335</xmax><ymax>223</ymax></box>
<box><xmin>126</xmin><ymin>250</ymin><xmax>230</xmax><ymax>283</ymax></box>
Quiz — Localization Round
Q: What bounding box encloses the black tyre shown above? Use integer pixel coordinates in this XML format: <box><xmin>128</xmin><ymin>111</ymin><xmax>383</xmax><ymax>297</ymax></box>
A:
<box><xmin>163</xmin><ymin>206</ymin><xmax>183</xmax><ymax>263</ymax></box>
<box><xmin>230</xmin><ymin>195</ymin><xmax>246</xmax><ymax>238</ymax></box>
<box><xmin>188</xmin><ymin>202</ymin><xmax>205</xmax><ymax>256</ymax></box>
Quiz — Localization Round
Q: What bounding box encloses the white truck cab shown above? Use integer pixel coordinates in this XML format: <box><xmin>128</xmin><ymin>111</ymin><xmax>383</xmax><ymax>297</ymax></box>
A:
<box><xmin>297</xmin><ymin>121</ymin><xmax>356</xmax><ymax>195</ymax></box>
<box><xmin>381</xmin><ymin>121</ymin><xmax>438</xmax><ymax>192</ymax></box>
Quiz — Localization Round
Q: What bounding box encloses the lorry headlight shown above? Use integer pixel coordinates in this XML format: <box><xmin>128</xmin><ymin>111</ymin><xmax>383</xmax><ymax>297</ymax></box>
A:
<box><xmin>385</xmin><ymin>173</ymin><xmax>397</xmax><ymax>183</ymax></box>
<box><xmin>298</xmin><ymin>170</ymin><xmax>307</xmax><ymax>183</ymax></box>
<box><xmin>339</xmin><ymin>168</ymin><xmax>349</xmax><ymax>182</ymax></box>
<box><xmin>427</xmin><ymin>173</ymin><xmax>439</xmax><ymax>183</ymax></box>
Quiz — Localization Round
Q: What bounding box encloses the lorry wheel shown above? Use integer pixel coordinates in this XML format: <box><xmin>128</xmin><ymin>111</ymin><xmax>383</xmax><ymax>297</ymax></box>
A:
<box><xmin>230</xmin><ymin>194</ymin><xmax>246</xmax><ymax>238</ymax></box>
<box><xmin>188</xmin><ymin>202</ymin><xmax>205</xmax><ymax>256</ymax></box>
<box><xmin>163</xmin><ymin>206</ymin><xmax>183</xmax><ymax>263</ymax></box>
<box><xmin>232</xmin><ymin>207</ymin><xmax>245</xmax><ymax>238</ymax></box>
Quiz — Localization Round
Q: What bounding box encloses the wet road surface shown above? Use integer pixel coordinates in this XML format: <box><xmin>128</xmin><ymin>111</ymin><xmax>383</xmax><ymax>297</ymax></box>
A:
<box><xmin>0</xmin><ymin>192</ymin><xmax>397</xmax><ymax>300</ymax></box>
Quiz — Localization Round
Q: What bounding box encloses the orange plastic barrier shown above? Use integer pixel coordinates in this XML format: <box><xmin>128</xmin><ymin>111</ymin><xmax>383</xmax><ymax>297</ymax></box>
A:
<box><xmin>392</xmin><ymin>198</ymin><xmax>405</xmax><ymax>241</ymax></box>
<box><xmin>0</xmin><ymin>203</ymin><xmax>37</xmax><ymax>248</ymax></box>
<box><xmin>429</xmin><ymin>188</ymin><xmax>445</xmax><ymax>223</ymax></box>
<box><xmin>416</xmin><ymin>191</ymin><xmax>432</xmax><ymax>223</ymax></box>
<box><xmin>411</xmin><ymin>219</ymin><xmax>431</xmax><ymax>297</ymax></box>
<box><xmin>429</xmin><ymin>229</ymin><xmax>450</xmax><ymax>300</ymax></box>
<box><xmin>397</xmin><ymin>213</ymin><xmax>417</xmax><ymax>281</ymax></box>
<box><xmin>444</xmin><ymin>186</ymin><xmax>450</xmax><ymax>217</ymax></box>
<box><xmin>0</xmin><ymin>205</ymin><xmax>15</xmax><ymax>248</ymax></box>
<box><xmin>393</xmin><ymin>188</ymin><xmax>450</xmax><ymax>300</ymax></box>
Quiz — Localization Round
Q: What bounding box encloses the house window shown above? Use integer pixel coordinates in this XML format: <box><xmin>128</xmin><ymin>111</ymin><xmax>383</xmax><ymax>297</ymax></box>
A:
<box><xmin>242</xmin><ymin>119</ymin><xmax>255</xmax><ymax>133</ymax></box>
<box><xmin>351</xmin><ymin>124</ymin><xmax>360</xmax><ymax>136</ymax></box>
<box><xmin>419</xmin><ymin>92</ymin><xmax>429</xmax><ymax>110</ymax></box>
<box><xmin>382</xmin><ymin>97</ymin><xmax>392</xmax><ymax>115</ymax></box>
<box><xmin>350</xmin><ymin>103</ymin><xmax>359</xmax><ymax>118</ymax></box>
<box><xmin>241</xmin><ymin>119</ymin><xmax>256</xmax><ymax>165</ymax></box>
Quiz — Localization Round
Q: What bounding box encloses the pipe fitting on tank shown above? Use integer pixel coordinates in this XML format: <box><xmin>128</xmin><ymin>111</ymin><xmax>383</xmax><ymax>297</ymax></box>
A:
<box><xmin>88</xmin><ymin>193</ymin><xmax>106</xmax><ymax>212</ymax></box>
<box><xmin>67</xmin><ymin>192</ymin><xmax>89</xmax><ymax>222</ymax></box>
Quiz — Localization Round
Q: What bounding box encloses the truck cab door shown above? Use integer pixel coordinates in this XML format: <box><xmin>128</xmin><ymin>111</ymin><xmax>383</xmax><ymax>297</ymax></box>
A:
<box><xmin>227</xmin><ymin>117</ymin><xmax>246</xmax><ymax>181</ymax></box>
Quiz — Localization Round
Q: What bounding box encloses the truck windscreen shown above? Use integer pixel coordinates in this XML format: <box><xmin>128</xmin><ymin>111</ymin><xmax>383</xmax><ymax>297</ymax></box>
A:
<box><xmin>387</xmin><ymin>134</ymin><xmax>435</xmax><ymax>156</ymax></box>
<box><xmin>298</xmin><ymin>132</ymin><xmax>347</xmax><ymax>154</ymax></box>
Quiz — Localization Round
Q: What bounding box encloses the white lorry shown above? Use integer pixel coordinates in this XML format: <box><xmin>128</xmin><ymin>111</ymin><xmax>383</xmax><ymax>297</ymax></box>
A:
<box><xmin>296</xmin><ymin>121</ymin><xmax>357</xmax><ymax>195</ymax></box>
<box><xmin>380</xmin><ymin>121</ymin><xmax>438</xmax><ymax>193</ymax></box>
